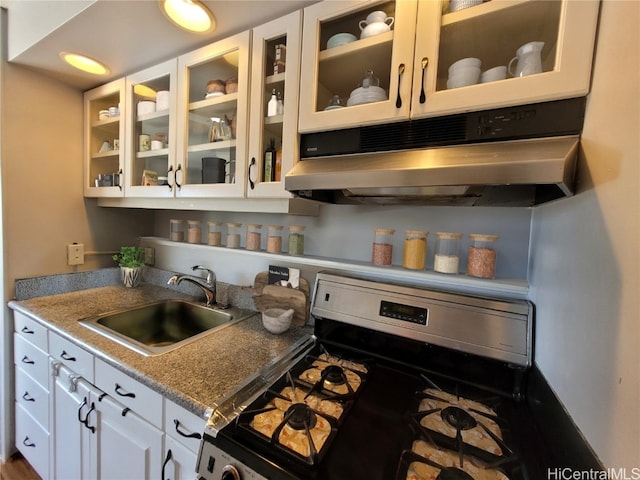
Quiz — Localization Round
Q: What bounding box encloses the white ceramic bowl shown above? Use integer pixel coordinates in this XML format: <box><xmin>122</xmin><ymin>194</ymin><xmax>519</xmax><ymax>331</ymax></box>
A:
<box><xmin>448</xmin><ymin>57</ymin><xmax>482</xmax><ymax>74</ymax></box>
<box><xmin>262</xmin><ymin>308</ymin><xmax>294</xmax><ymax>334</ymax></box>
<box><xmin>480</xmin><ymin>65</ymin><xmax>507</xmax><ymax>83</ymax></box>
<box><xmin>449</xmin><ymin>0</ymin><xmax>482</xmax><ymax>12</ymax></box>
<box><xmin>447</xmin><ymin>67</ymin><xmax>481</xmax><ymax>87</ymax></box>
<box><xmin>137</xmin><ymin>101</ymin><xmax>156</xmax><ymax>116</ymax></box>
<box><xmin>350</xmin><ymin>86</ymin><xmax>386</xmax><ymax>98</ymax></box>
<box><xmin>327</xmin><ymin>32</ymin><xmax>357</xmax><ymax>49</ymax></box>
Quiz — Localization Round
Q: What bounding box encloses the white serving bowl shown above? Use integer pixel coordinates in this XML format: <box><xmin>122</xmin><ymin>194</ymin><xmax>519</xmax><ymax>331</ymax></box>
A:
<box><xmin>447</xmin><ymin>67</ymin><xmax>481</xmax><ymax>88</ymax></box>
<box><xmin>480</xmin><ymin>65</ymin><xmax>508</xmax><ymax>83</ymax></box>
<box><xmin>449</xmin><ymin>0</ymin><xmax>483</xmax><ymax>12</ymax></box>
<box><xmin>137</xmin><ymin>101</ymin><xmax>156</xmax><ymax>116</ymax></box>
<box><xmin>262</xmin><ymin>308</ymin><xmax>294</xmax><ymax>334</ymax></box>
<box><xmin>448</xmin><ymin>57</ymin><xmax>481</xmax><ymax>74</ymax></box>
<box><xmin>327</xmin><ymin>32</ymin><xmax>357</xmax><ymax>49</ymax></box>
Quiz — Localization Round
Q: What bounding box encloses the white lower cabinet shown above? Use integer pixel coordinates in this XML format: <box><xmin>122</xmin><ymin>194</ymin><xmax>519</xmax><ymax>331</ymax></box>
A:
<box><xmin>164</xmin><ymin>436</ymin><xmax>198</xmax><ymax>480</ymax></box>
<box><xmin>163</xmin><ymin>399</ymin><xmax>205</xmax><ymax>480</ymax></box>
<box><xmin>15</xmin><ymin>402</ymin><xmax>50</xmax><ymax>478</ymax></box>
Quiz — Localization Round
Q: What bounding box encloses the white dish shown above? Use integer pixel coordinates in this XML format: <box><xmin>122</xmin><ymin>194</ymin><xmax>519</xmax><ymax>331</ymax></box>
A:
<box><xmin>347</xmin><ymin>96</ymin><xmax>386</xmax><ymax>107</ymax></box>
<box><xmin>324</xmin><ymin>105</ymin><xmax>345</xmax><ymax>111</ymax></box>
<box><xmin>327</xmin><ymin>32</ymin><xmax>357</xmax><ymax>49</ymax></box>
<box><xmin>449</xmin><ymin>57</ymin><xmax>482</xmax><ymax>74</ymax></box>
<box><xmin>137</xmin><ymin>101</ymin><xmax>156</xmax><ymax>116</ymax></box>
<box><xmin>350</xmin><ymin>86</ymin><xmax>386</xmax><ymax>98</ymax></box>
<box><xmin>205</xmin><ymin>91</ymin><xmax>225</xmax><ymax>99</ymax></box>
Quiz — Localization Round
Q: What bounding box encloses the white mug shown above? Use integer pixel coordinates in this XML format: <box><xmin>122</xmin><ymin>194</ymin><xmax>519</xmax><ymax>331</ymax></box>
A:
<box><xmin>151</xmin><ymin>140</ymin><xmax>163</xmax><ymax>150</ymax></box>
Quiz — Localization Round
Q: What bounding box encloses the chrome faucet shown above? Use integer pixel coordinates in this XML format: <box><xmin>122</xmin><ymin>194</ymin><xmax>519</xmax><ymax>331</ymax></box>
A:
<box><xmin>167</xmin><ymin>265</ymin><xmax>216</xmax><ymax>306</ymax></box>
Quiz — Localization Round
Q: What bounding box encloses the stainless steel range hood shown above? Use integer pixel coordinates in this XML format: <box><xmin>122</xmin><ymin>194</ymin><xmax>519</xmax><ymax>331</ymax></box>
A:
<box><xmin>285</xmin><ymin>135</ymin><xmax>580</xmax><ymax>207</ymax></box>
<box><xmin>285</xmin><ymin>98</ymin><xmax>585</xmax><ymax>207</ymax></box>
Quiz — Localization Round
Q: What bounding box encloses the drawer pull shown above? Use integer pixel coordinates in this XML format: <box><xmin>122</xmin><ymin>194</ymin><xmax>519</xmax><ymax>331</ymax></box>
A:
<box><xmin>174</xmin><ymin>419</ymin><xmax>202</xmax><ymax>440</ymax></box>
<box><xmin>114</xmin><ymin>383</ymin><xmax>136</xmax><ymax>398</ymax></box>
<box><xmin>22</xmin><ymin>391</ymin><xmax>35</xmax><ymax>402</ymax></box>
<box><xmin>21</xmin><ymin>356</ymin><xmax>35</xmax><ymax>365</ymax></box>
<box><xmin>22</xmin><ymin>436</ymin><xmax>36</xmax><ymax>448</ymax></box>
<box><xmin>60</xmin><ymin>350</ymin><xmax>77</xmax><ymax>362</ymax></box>
<box><xmin>21</xmin><ymin>326</ymin><xmax>35</xmax><ymax>334</ymax></box>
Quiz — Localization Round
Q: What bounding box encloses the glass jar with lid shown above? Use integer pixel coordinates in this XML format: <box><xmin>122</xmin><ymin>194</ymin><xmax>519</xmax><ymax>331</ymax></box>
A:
<box><xmin>187</xmin><ymin>220</ymin><xmax>202</xmax><ymax>244</ymax></box>
<box><xmin>287</xmin><ymin>225</ymin><xmax>305</xmax><ymax>256</ymax></box>
<box><xmin>266</xmin><ymin>225</ymin><xmax>283</xmax><ymax>253</ymax></box>
<box><xmin>467</xmin><ymin>234</ymin><xmax>499</xmax><ymax>278</ymax></box>
<box><xmin>434</xmin><ymin>232</ymin><xmax>463</xmax><ymax>274</ymax></box>
<box><xmin>169</xmin><ymin>219</ymin><xmax>184</xmax><ymax>242</ymax></box>
<box><xmin>226</xmin><ymin>223</ymin><xmax>242</xmax><ymax>248</ymax></box>
<box><xmin>207</xmin><ymin>221</ymin><xmax>222</xmax><ymax>246</ymax></box>
<box><xmin>246</xmin><ymin>224</ymin><xmax>262</xmax><ymax>251</ymax></box>
<box><xmin>372</xmin><ymin>228</ymin><xmax>395</xmax><ymax>266</ymax></box>
<box><xmin>403</xmin><ymin>230</ymin><xmax>428</xmax><ymax>270</ymax></box>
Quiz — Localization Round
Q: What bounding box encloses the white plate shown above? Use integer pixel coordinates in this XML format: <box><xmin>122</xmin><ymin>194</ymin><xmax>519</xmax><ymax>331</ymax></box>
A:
<box><xmin>324</xmin><ymin>105</ymin><xmax>345</xmax><ymax>111</ymax></box>
<box><xmin>347</xmin><ymin>96</ymin><xmax>386</xmax><ymax>107</ymax></box>
<box><xmin>205</xmin><ymin>91</ymin><xmax>225</xmax><ymax>99</ymax></box>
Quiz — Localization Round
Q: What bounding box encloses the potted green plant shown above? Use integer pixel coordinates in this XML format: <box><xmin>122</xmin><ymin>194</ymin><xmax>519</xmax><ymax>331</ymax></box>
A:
<box><xmin>113</xmin><ymin>246</ymin><xmax>145</xmax><ymax>288</ymax></box>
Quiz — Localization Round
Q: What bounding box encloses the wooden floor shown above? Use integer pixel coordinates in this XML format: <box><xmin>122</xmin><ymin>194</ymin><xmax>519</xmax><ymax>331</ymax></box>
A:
<box><xmin>0</xmin><ymin>453</ymin><xmax>41</xmax><ymax>480</ymax></box>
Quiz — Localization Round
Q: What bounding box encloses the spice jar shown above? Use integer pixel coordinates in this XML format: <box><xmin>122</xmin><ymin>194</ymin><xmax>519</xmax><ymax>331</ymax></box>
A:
<box><xmin>246</xmin><ymin>224</ymin><xmax>262</xmax><ymax>251</ymax></box>
<box><xmin>372</xmin><ymin>228</ymin><xmax>395</xmax><ymax>266</ymax></box>
<box><xmin>434</xmin><ymin>232</ymin><xmax>463</xmax><ymax>274</ymax></box>
<box><xmin>287</xmin><ymin>225</ymin><xmax>305</xmax><ymax>256</ymax></box>
<box><xmin>403</xmin><ymin>230</ymin><xmax>428</xmax><ymax>270</ymax></box>
<box><xmin>467</xmin><ymin>234</ymin><xmax>499</xmax><ymax>278</ymax></box>
<box><xmin>187</xmin><ymin>220</ymin><xmax>202</xmax><ymax>244</ymax></box>
<box><xmin>226</xmin><ymin>223</ymin><xmax>242</xmax><ymax>248</ymax></box>
<box><xmin>207</xmin><ymin>221</ymin><xmax>222</xmax><ymax>246</ymax></box>
<box><xmin>169</xmin><ymin>219</ymin><xmax>184</xmax><ymax>242</ymax></box>
<box><xmin>266</xmin><ymin>225</ymin><xmax>283</xmax><ymax>253</ymax></box>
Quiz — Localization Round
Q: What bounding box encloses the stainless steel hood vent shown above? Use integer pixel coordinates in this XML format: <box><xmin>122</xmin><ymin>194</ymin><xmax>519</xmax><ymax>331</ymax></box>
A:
<box><xmin>286</xmin><ymin>98</ymin><xmax>585</xmax><ymax>207</ymax></box>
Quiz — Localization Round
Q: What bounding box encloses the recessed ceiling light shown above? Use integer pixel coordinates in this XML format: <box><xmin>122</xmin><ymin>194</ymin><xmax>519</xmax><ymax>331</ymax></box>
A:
<box><xmin>160</xmin><ymin>0</ymin><xmax>215</xmax><ymax>34</ymax></box>
<box><xmin>60</xmin><ymin>52</ymin><xmax>110</xmax><ymax>75</ymax></box>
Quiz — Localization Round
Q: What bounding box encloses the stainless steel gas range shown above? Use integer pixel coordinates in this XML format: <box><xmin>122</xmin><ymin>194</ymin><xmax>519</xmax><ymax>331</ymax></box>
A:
<box><xmin>196</xmin><ymin>272</ymin><xmax>601</xmax><ymax>480</ymax></box>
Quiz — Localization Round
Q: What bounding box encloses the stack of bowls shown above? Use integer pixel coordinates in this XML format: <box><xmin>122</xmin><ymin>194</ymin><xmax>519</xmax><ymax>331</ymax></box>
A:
<box><xmin>327</xmin><ymin>32</ymin><xmax>357</xmax><ymax>49</ymax></box>
<box><xmin>447</xmin><ymin>58</ymin><xmax>481</xmax><ymax>89</ymax></box>
<box><xmin>346</xmin><ymin>86</ymin><xmax>387</xmax><ymax>106</ymax></box>
<box><xmin>449</xmin><ymin>0</ymin><xmax>483</xmax><ymax>12</ymax></box>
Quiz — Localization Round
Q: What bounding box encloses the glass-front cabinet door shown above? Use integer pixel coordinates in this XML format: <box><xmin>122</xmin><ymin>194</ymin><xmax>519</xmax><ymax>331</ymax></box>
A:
<box><xmin>84</xmin><ymin>79</ymin><xmax>125</xmax><ymax>197</ymax></box>
<box><xmin>124</xmin><ymin>59</ymin><xmax>177</xmax><ymax>197</ymax></box>
<box><xmin>298</xmin><ymin>0</ymin><xmax>418</xmax><ymax>133</ymax></box>
<box><xmin>411</xmin><ymin>0</ymin><xmax>600</xmax><ymax>118</ymax></box>
<box><xmin>176</xmin><ymin>31</ymin><xmax>250</xmax><ymax>198</ymax></box>
<box><xmin>246</xmin><ymin>10</ymin><xmax>302</xmax><ymax>198</ymax></box>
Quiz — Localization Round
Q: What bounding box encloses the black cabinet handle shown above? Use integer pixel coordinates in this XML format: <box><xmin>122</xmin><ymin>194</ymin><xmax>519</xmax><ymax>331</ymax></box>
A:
<box><xmin>395</xmin><ymin>63</ymin><xmax>406</xmax><ymax>108</ymax></box>
<box><xmin>162</xmin><ymin>449</ymin><xmax>173</xmax><ymax>480</ymax></box>
<box><xmin>114</xmin><ymin>383</ymin><xmax>136</xmax><ymax>398</ymax></box>
<box><xmin>22</xmin><ymin>391</ymin><xmax>35</xmax><ymax>402</ymax></box>
<box><xmin>419</xmin><ymin>57</ymin><xmax>428</xmax><ymax>104</ymax></box>
<box><xmin>60</xmin><ymin>350</ymin><xmax>77</xmax><ymax>362</ymax></box>
<box><xmin>118</xmin><ymin>168</ymin><xmax>123</xmax><ymax>191</ymax></box>
<box><xmin>248</xmin><ymin>157</ymin><xmax>256</xmax><ymax>190</ymax></box>
<box><xmin>167</xmin><ymin>165</ymin><xmax>174</xmax><ymax>191</ymax></box>
<box><xmin>22</xmin><ymin>436</ymin><xmax>35</xmax><ymax>448</ymax></box>
<box><xmin>21</xmin><ymin>356</ymin><xmax>34</xmax><ymax>365</ymax></box>
<box><xmin>174</xmin><ymin>164</ymin><xmax>182</xmax><ymax>189</ymax></box>
<box><xmin>84</xmin><ymin>403</ymin><xmax>96</xmax><ymax>433</ymax></box>
<box><xmin>21</xmin><ymin>326</ymin><xmax>35</xmax><ymax>334</ymax></box>
<box><xmin>77</xmin><ymin>397</ymin><xmax>88</xmax><ymax>423</ymax></box>
<box><xmin>174</xmin><ymin>419</ymin><xmax>201</xmax><ymax>440</ymax></box>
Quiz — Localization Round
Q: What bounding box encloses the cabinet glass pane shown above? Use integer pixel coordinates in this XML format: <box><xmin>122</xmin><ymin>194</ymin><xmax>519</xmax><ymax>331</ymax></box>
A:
<box><xmin>133</xmin><ymin>75</ymin><xmax>171</xmax><ymax>186</ymax></box>
<box><xmin>436</xmin><ymin>1</ymin><xmax>561</xmax><ymax>92</ymax></box>
<box><xmin>88</xmin><ymin>92</ymin><xmax>120</xmax><ymax>188</ymax></box>
<box><xmin>315</xmin><ymin>1</ymin><xmax>395</xmax><ymax>112</ymax></box>
<box><xmin>185</xmin><ymin>52</ymin><xmax>239</xmax><ymax>186</ymax></box>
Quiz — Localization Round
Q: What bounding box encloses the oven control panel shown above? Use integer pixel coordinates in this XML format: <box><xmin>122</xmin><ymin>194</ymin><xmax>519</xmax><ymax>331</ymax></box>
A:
<box><xmin>197</xmin><ymin>441</ymin><xmax>267</xmax><ymax>480</ymax></box>
<box><xmin>380</xmin><ymin>300</ymin><xmax>428</xmax><ymax>325</ymax></box>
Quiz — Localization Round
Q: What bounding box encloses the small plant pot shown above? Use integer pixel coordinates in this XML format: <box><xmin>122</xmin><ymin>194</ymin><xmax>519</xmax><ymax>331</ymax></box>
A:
<box><xmin>121</xmin><ymin>266</ymin><xmax>142</xmax><ymax>288</ymax></box>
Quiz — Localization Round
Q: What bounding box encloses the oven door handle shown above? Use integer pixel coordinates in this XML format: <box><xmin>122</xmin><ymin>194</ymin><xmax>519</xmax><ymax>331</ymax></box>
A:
<box><xmin>173</xmin><ymin>419</ymin><xmax>202</xmax><ymax>440</ymax></box>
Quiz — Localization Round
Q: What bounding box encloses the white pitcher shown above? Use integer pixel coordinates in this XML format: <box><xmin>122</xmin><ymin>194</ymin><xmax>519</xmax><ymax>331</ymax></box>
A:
<box><xmin>508</xmin><ymin>41</ymin><xmax>545</xmax><ymax>77</ymax></box>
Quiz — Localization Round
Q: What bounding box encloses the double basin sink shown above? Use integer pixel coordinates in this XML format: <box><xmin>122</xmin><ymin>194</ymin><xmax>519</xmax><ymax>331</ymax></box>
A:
<box><xmin>79</xmin><ymin>300</ymin><xmax>253</xmax><ymax>356</ymax></box>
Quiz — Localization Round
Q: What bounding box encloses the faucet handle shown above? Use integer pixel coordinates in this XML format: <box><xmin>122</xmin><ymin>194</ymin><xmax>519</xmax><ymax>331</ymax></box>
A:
<box><xmin>192</xmin><ymin>265</ymin><xmax>215</xmax><ymax>285</ymax></box>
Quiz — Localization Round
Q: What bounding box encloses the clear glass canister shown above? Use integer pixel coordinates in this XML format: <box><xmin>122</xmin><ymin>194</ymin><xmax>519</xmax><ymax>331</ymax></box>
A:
<box><xmin>467</xmin><ymin>233</ymin><xmax>499</xmax><ymax>278</ymax></box>
<box><xmin>226</xmin><ymin>223</ymin><xmax>242</xmax><ymax>248</ymax></box>
<box><xmin>434</xmin><ymin>232</ymin><xmax>463</xmax><ymax>274</ymax></box>
<box><xmin>266</xmin><ymin>225</ymin><xmax>283</xmax><ymax>253</ymax></box>
<box><xmin>403</xmin><ymin>230</ymin><xmax>428</xmax><ymax>270</ymax></box>
<box><xmin>372</xmin><ymin>228</ymin><xmax>395</xmax><ymax>266</ymax></box>
<box><xmin>169</xmin><ymin>219</ymin><xmax>184</xmax><ymax>242</ymax></box>
<box><xmin>288</xmin><ymin>225</ymin><xmax>305</xmax><ymax>256</ymax></box>
<box><xmin>187</xmin><ymin>220</ymin><xmax>202</xmax><ymax>244</ymax></box>
<box><xmin>207</xmin><ymin>221</ymin><xmax>222</xmax><ymax>246</ymax></box>
<box><xmin>246</xmin><ymin>224</ymin><xmax>262</xmax><ymax>251</ymax></box>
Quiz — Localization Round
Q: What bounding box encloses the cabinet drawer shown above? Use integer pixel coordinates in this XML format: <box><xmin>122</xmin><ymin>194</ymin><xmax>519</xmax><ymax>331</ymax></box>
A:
<box><xmin>15</xmin><ymin>402</ymin><xmax>50</xmax><ymax>479</ymax></box>
<box><xmin>165</xmin><ymin>399</ymin><xmax>205</xmax><ymax>450</ymax></box>
<box><xmin>50</xmin><ymin>331</ymin><xmax>94</xmax><ymax>382</ymax></box>
<box><xmin>15</xmin><ymin>369</ymin><xmax>49</xmax><ymax>430</ymax></box>
<box><xmin>13</xmin><ymin>311</ymin><xmax>48</xmax><ymax>351</ymax></box>
<box><xmin>14</xmin><ymin>334</ymin><xmax>49</xmax><ymax>387</ymax></box>
<box><xmin>95</xmin><ymin>358</ymin><xmax>163</xmax><ymax>428</ymax></box>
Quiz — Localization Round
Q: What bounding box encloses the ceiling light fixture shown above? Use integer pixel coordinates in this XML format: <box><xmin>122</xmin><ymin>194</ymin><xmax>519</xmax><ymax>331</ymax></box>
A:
<box><xmin>60</xmin><ymin>52</ymin><xmax>110</xmax><ymax>75</ymax></box>
<box><xmin>160</xmin><ymin>0</ymin><xmax>215</xmax><ymax>34</ymax></box>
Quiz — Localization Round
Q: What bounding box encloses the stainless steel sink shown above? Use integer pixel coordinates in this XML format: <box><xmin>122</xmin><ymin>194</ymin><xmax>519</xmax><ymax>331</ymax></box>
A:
<box><xmin>79</xmin><ymin>300</ymin><xmax>243</xmax><ymax>356</ymax></box>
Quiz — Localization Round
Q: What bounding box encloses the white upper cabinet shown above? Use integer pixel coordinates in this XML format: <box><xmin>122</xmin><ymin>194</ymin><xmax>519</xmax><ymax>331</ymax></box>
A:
<box><xmin>84</xmin><ymin>79</ymin><xmax>126</xmax><ymax>197</ymax></box>
<box><xmin>246</xmin><ymin>10</ymin><xmax>303</xmax><ymax>199</ymax></box>
<box><xmin>298</xmin><ymin>0</ymin><xmax>600</xmax><ymax>133</ymax></box>
<box><xmin>175</xmin><ymin>31</ymin><xmax>251</xmax><ymax>198</ymax></box>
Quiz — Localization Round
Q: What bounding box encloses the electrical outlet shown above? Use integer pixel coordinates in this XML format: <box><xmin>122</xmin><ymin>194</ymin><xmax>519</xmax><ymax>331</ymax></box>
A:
<box><xmin>67</xmin><ymin>243</ymin><xmax>85</xmax><ymax>265</ymax></box>
<box><xmin>144</xmin><ymin>247</ymin><xmax>155</xmax><ymax>266</ymax></box>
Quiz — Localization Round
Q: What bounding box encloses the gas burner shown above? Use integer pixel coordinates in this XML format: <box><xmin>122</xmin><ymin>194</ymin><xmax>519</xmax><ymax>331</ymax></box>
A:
<box><xmin>285</xmin><ymin>403</ymin><xmax>317</xmax><ymax>430</ymax></box>
<box><xmin>441</xmin><ymin>407</ymin><xmax>478</xmax><ymax>431</ymax></box>
<box><xmin>322</xmin><ymin>364</ymin><xmax>347</xmax><ymax>386</ymax></box>
<box><xmin>298</xmin><ymin>352</ymin><xmax>368</xmax><ymax>397</ymax></box>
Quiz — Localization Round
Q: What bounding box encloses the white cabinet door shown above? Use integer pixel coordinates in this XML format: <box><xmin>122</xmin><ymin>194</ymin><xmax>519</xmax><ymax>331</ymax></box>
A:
<box><xmin>164</xmin><ymin>436</ymin><xmax>198</xmax><ymax>480</ymax></box>
<box><xmin>96</xmin><ymin>393</ymin><xmax>163</xmax><ymax>480</ymax></box>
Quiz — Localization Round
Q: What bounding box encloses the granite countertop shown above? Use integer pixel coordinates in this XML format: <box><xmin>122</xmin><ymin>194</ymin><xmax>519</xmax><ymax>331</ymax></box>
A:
<box><xmin>9</xmin><ymin>283</ymin><xmax>312</xmax><ymax>420</ymax></box>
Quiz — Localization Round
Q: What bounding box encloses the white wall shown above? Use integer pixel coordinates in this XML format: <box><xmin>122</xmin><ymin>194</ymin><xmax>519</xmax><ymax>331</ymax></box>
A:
<box><xmin>529</xmin><ymin>0</ymin><xmax>639</xmax><ymax>468</ymax></box>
